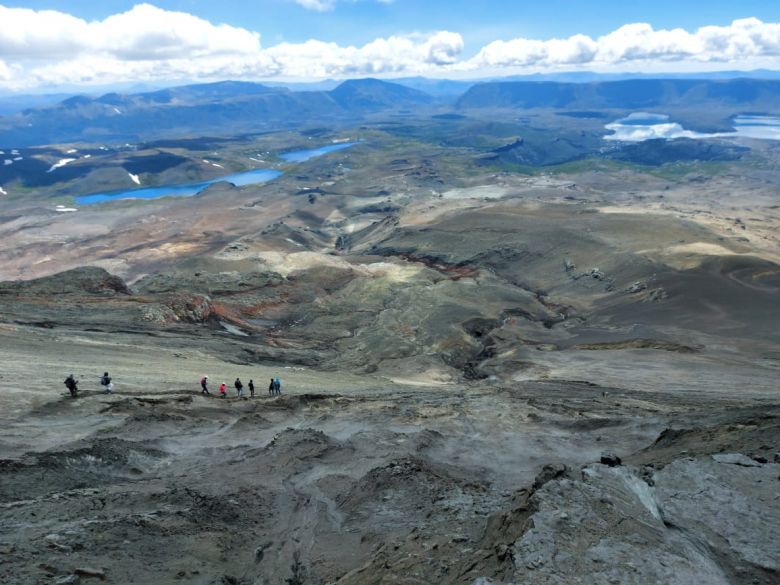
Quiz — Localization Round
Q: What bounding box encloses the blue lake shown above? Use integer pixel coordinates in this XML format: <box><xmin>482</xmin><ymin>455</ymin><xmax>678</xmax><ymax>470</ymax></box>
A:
<box><xmin>279</xmin><ymin>141</ymin><xmax>358</xmax><ymax>163</ymax></box>
<box><xmin>605</xmin><ymin>113</ymin><xmax>780</xmax><ymax>142</ymax></box>
<box><xmin>74</xmin><ymin>142</ymin><xmax>358</xmax><ymax>205</ymax></box>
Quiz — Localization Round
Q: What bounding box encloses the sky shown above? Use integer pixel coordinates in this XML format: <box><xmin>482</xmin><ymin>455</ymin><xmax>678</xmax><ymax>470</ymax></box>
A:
<box><xmin>1</xmin><ymin>1</ymin><xmax>780</xmax><ymax>92</ymax></box>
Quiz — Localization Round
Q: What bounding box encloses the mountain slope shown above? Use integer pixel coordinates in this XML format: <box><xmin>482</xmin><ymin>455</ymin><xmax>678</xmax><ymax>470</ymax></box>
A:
<box><xmin>0</xmin><ymin>79</ymin><xmax>438</xmax><ymax>146</ymax></box>
<box><xmin>330</xmin><ymin>78</ymin><xmax>434</xmax><ymax>110</ymax></box>
<box><xmin>456</xmin><ymin>78</ymin><xmax>780</xmax><ymax>109</ymax></box>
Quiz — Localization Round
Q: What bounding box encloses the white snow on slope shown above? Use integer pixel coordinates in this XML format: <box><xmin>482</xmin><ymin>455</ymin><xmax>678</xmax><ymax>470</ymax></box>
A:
<box><xmin>55</xmin><ymin>205</ymin><xmax>77</xmax><ymax>212</ymax></box>
<box><xmin>128</xmin><ymin>173</ymin><xmax>140</xmax><ymax>185</ymax></box>
<box><xmin>46</xmin><ymin>158</ymin><xmax>76</xmax><ymax>173</ymax></box>
<box><xmin>0</xmin><ymin>186</ymin><xmax>7</xmax><ymax>195</ymax></box>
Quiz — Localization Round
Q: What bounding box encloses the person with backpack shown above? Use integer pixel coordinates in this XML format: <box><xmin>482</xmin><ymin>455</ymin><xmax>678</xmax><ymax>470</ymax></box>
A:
<box><xmin>248</xmin><ymin>379</ymin><xmax>255</xmax><ymax>398</ymax></box>
<box><xmin>219</xmin><ymin>382</ymin><xmax>227</xmax><ymax>398</ymax></box>
<box><xmin>268</xmin><ymin>378</ymin><xmax>275</xmax><ymax>396</ymax></box>
<box><xmin>235</xmin><ymin>378</ymin><xmax>244</xmax><ymax>398</ymax></box>
<box><xmin>100</xmin><ymin>372</ymin><xmax>113</xmax><ymax>394</ymax></box>
<box><xmin>64</xmin><ymin>374</ymin><xmax>78</xmax><ymax>398</ymax></box>
<box><xmin>200</xmin><ymin>376</ymin><xmax>210</xmax><ymax>395</ymax></box>
<box><xmin>274</xmin><ymin>377</ymin><xmax>281</xmax><ymax>395</ymax></box>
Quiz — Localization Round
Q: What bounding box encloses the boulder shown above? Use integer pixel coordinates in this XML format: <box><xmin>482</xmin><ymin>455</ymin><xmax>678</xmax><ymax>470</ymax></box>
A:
<box><xmin>600</xmin><ymin>452</ymin><xmax>622</xmax><ymax>467</ymax></box>
<box><xmin>711</xmin><ymin>453</ymin><xmax>761</xmax><ymax>467</ymax></box>
<box><xmin>532</xmin><ymin>463</ymin><xmax>569</xmax><ymax>490</ymax></box>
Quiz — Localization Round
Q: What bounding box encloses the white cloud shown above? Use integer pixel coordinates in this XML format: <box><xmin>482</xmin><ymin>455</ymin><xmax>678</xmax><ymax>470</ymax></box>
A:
<box><xmin>0</xmin><ymin>58</ymin><xmax>13</xmax><ymax>82</ymax></box>
<box><xmin>0</xmin><ymin>4</ymin><xmax>260</xmax><ymax>61</ymax></box>
<box><xmin>294</xmin><ymin>0</ymin><xmax>335</xmax><ymax>11</ymax></box>
<box><xmin>467</xmin><ymin>18</ymin><xmax>780</xmax><ymax>70</ymax></box>
<box><xmin>263</xmin><ymin>31</ymin><xmax>463</xmax><ymax>77</ymax></box>
<box><xmin>0</xmin><ymin>5</ymin><xmax>779</xmax><ymax>92</ymax></box>
<box><xmin>0</xmin><ymin>3</ymin><xmax>463</xmax><ymax>90</ymax></box>
<box><xmin>292</xmin><ymin>0</ymin><xmax>394</xmax><ymax>12</ymax></box>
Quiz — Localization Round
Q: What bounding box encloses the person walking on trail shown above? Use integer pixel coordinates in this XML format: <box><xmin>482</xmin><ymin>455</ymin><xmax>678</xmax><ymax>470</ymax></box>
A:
<box><xmin>268</xmin><ymin>378</ymin><xmax>275</xmax><ymax>396</ymax></box>
<box><xmin>274</xmin><ymin>377</ymin><xmax>282</xmax><ymax>396</ymax></box>
<box><xmin>219</xmin><ymin>382</ymin><xmax>227</xmax><ymax>398</ymax></box>
<box><xmin>200</xmin><ymin>376</ymin><xmax>210</xmax><ymax>395</ymax></box>
<box><xmin>248</xmin><ymin>379</ymin><xmax>255</xmax><ymax>398</ymax></box>
<box><xmin>100</xmin><ymin>372</ymin><xmax>113</xmax><ymax>394</ymax></box>
<box><xmin>64</xmin><ymin>374</ymin><xmax>78</xmax><ymax>398</ymax></box>
<box><xmin>235</xmin><ymin>378</ymin><xmax>244</xmax><ymax>398</ymax></box>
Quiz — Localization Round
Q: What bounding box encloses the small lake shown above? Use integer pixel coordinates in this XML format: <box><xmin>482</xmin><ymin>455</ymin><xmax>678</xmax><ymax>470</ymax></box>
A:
<box><xmin>278</xmin><ymin>141</ymin><xmax>358</xmax><ymax>163</ymax></box>
<box><xmin>74</xmin><ymin>142</ymin><xmax>358</xmax><ymax>205</ymax></box>
<box><xmin>605</xmin><ymin>113</ymin><xmax>780</xmax><ymax>142</ymax></box>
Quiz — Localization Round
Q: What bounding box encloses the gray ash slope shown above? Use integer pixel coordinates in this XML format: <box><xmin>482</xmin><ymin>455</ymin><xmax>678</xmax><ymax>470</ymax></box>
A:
<box><xmin>1</xmin><ymin>202</ymin><xmax>779</xmax><ymax>583</ymax></box>
<box><xmin>1</xmin><ymin>378</ymin><xmax>777</xmax><ymax>585</ymax></box>
<box><xmin>1</xmin><ymin>113</ymin><xmax>779</xmax><ymax>583</ymax></box>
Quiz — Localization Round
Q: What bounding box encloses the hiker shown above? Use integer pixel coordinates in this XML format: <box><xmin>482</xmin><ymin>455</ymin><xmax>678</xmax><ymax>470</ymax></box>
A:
<box><xmin>200</xmin><ymin>375</ymin><xmax>210</xmax><ymax>395</ymax></box>
<box><xmin>235</xmin><ymin>377</ymin><xmax>244</xmax><ymax>398</ymax></box>
<box><xmin>268</xmin><ymin>378</ymin><xmax>275</xmax><ymax>396</ymax></box>
<box><xmin>274</xmin><ymin>377</ymin><xmax>281</xmax><ymax>396</ymax></box>
<box><xmin>219</xmin><ymin>382</ymin><xmax>227</xmax><ymax>398</ymax></box>
<box><xmin>64</xmin><ymin>374</ymin><xmax>78</xmax><ymax>398</ymax></box>
<box><xmin>100</xmin><ymin>372</ymin><xmax>112</xmax><ymax>394</ymax></box>
<box><xmin>248</xmin><ymin>379</ymin><xmax>255</xmax><ymax>398</ymax></box>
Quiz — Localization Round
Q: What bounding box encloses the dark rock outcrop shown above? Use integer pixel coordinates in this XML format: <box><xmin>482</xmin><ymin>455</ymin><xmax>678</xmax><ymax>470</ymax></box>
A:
<box><xmin>0</xmin><ymin>267</ymin><xmax>131</xmax><ymax>297</ymax></box>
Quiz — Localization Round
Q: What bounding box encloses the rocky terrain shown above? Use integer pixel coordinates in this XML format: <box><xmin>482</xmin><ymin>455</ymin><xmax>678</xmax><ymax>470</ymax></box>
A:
<box><xmin>1</xmin><ymin>117</ymin><xmax>779</xmax><ymax>584</ymax></box>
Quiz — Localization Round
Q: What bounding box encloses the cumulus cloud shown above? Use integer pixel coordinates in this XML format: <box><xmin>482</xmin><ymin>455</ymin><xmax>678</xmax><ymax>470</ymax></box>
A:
<box><xmin>0</xmin><ymin>4</ymin><xmax>779</xmax><ymax>92</ymax></box>
<box><xmin>262</xmin><ymin>31</ymin><xmax>463</xmax><ymax>78</ymax></box>
<box><xmin>467</xmin><ymin>18</ymin><xmax>780</xmax><ymax>70</ymax></box>
<box><xmin>0</xmin><ymin>4</ymin><xmax>260</xmax><ymax>61</ymax></box>
<box><xmin>0</xmin><ymin>3</ymin><xmax>462</xmax><ymax>90</ymax></box>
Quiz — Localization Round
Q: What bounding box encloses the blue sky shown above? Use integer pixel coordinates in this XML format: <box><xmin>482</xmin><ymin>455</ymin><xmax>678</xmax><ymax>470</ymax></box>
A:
<box><xmin>1</xmin><ymin>1</ymin><xmax>780</xmax><ymax>91</ymax></box>
<box><xmin>8</xmin><ymin>0</ymin><xmax>780</xmax><ymax>49</ymax></box>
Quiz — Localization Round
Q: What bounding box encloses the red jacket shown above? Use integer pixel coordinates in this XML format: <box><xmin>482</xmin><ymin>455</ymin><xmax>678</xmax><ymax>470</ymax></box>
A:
<box><xmin>219</xmin><ymin>383</ymin><xmax>227</xmax><ymax>394</ymax></box>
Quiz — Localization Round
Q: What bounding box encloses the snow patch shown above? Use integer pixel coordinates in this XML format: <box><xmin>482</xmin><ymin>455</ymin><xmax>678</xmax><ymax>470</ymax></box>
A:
<box><xmin>0</xmin><ymin>186</ymin><xmax>7</xmax><ymax>195</ymax></box>
<box><xmin>3</xmin><ymin>159</ymin><xmax>11</xmax><ymax>166</ymax></box>
<box><xmin>211</xmin><ymin>163</ymin><xmax>224</xmax><ymax>168</ymax></box>
<box><xmin>13</xmin><ymin>156</ymin><xmax>22</xmax><ymax>161</ymax></box>
<box><xmin>55</xmin><ymin>205</ymin><xmax>77</xmax><ymax>212</ymax></box>
<box><xmin>83</xmin><ymin>154</ymin><xmax>91</xmax><ymax>159</ymax></box>
<box><xmin>66</xmin><ymin>149</ymin><xmax>78</xmax><ymax>154</ymax></box>
<box><xmin>46</xmin><ymin>158</ymin><xmax>76</xmax><ymax>173</ymax></box>
<box><xmin>128</xmin><ymin>172</ymin><xmax>140</xmax><ymax>185</ymax></box>
<box><xmin>113</xmin><ymin>107</ymin><xmax>122</xmax><ymax>114</ymax></box>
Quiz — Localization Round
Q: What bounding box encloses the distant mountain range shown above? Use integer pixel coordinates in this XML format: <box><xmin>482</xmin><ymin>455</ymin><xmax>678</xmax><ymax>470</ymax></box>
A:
<box><xmin>456</xmin><ymin>78</ymin><xmax>780</xmax><ymax>110</ymax></box>
<box><xmin>2</xmin><ymin>76</ymin><xmax>780</xmax><ymax>147</ymax></box>
<box><xmin>0</xmin><ymin>79</ymin><xmax>433</xmax><ymax>147</ymax></box>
